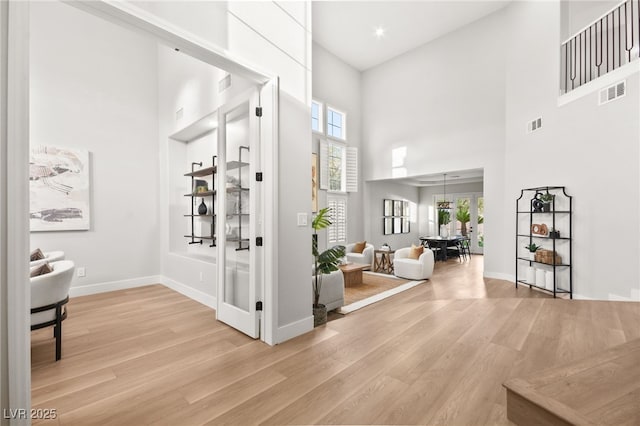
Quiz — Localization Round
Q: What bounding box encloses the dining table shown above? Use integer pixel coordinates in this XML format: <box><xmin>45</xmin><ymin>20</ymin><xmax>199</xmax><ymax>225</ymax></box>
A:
<box><xmin>419</xmin><ymin>235</ymin><xmax>464</xmax><ymax>261</ymax></box>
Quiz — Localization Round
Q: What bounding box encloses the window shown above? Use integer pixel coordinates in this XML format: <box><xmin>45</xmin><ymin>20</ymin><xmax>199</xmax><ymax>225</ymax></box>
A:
<box><xmin>311</xmin><ymin>100</ymin><xmax>323</xmax><ymax>133</ymax></box>
<box><xmin>327</xmin><ymin>107</ymin><xmax>346</xmax><ymax>140</ymax></box>
<box><xmin>327</xmin><ymin>197</ymin><xmax>347</xmax><ymax>243</ymax></box>
<box><xmin>319</xmin><ymin>140</ymin><xmax>357</xmax><ymax>193</ymax></box>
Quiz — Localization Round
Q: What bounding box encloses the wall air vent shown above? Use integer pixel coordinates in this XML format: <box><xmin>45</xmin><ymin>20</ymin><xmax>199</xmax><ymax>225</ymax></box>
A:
<box><xmin>599</xmin><ymin>81</ymin><xmax>626</xmax><ymax>105</ymax></box>
<box><xmin>527</xmin><ymin>117</ymin><xmax>542</xmax><ymax>133</ymax></box>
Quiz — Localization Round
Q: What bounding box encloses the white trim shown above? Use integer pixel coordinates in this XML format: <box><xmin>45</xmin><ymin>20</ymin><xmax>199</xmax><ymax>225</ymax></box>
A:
<box><xmin>275</xmin><ymin>315</ymin><xmax>313</xmax><ymax>344</ymax></box>
<box><xmin>558</xmin><ymin>60</ymin><xmax>639</xmax><ymax>107</ymax></box>
<box><xmin>483</xmin><ymin>271</ymin><xmax>515</xmax><ymax>282</ymax></box>
<box><xmin>68</xmin><ymin>275</ymin><xmax>163</xmax><ymax>298</ymax></box>
<box><xmin>67</xmin><ymin>274</ymin><xmax>219</xmax><ymax>310</ymax></box>
<box><xmin>337</xmin><ymin>280</ymin><xmax>425</xmax><ymax>314</ymax></box>
<box><xmin>161</xmin><ymin>277</ymin><xmax>217</xmax><ymax>309</ymax></box>
<box><xmin>262</xmin><ymin>78</ymin><xmax>279</xmax><ymax>346</ymax></box>
<box><xmin>6</xmin><ymin>0</ymin><xmax>31</xmax><ymax>419</ymax></box>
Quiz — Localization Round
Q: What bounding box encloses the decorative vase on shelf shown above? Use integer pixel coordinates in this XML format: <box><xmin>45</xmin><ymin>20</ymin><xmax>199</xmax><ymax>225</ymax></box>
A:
<box><xmin>528</xmin><ymin>252</ymin><xmax>536</xmax><ymax>261</ymax></box>
<box><xmin>198</xmin><ymin>199</ymin><xmax>207</xmax><ymax>215</ymax></box>
<box><xmin>526</xmin><ymin>266</ymin><xmax>535</xmax><ymax>284</ymax></box>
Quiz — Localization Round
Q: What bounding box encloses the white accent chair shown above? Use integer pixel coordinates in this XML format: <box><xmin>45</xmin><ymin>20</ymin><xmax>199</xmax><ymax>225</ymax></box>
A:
<box><xmin>31</xmin><ymin>260</ymin><xmax>75</xmax><ymax>361</ymax></box>
<box><xmin>394</xmin><ymin>247</ymin><xmax>435</xmax><ymax>280</ymax></box>
<box><xmin>345</xmin><ymin>243</ymin><xmax>374</xmax><ymax>267</ymax></box>
<box><xmin>30</xmin><ymin>251</ymin><xmax>65</xmax><ymax>268</ymax></box>
<box><xmin>312</xmin><ymin>266</ymin><xmax>345</xmax><ymax>311</ymax></box>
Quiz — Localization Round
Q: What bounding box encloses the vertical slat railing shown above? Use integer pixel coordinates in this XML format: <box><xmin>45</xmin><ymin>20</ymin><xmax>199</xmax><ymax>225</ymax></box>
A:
<box><xmin>561</xmin><ymin>0</ymin><xmax>639</xmax><ymax>94</ymax></box>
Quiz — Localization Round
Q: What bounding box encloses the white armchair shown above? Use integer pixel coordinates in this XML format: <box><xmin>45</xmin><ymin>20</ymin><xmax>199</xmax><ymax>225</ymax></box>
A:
<box><xmin>30</xmin><ymin>250</ymin><xmax>65</xmax><ymax>268</ymax></box>
<box><xmin>394</xmin><ymin>247</ymin><xmax>434</xmax><ymax>280</ymax></box>
<box><xmin>31</xmin><ymin>260</ymin><xmax>75</xmax><ymax>361</ymax></box>
<box><xmin>345</xmin><ymin>242</ymin><xmax>374</xmax><ymax>267</ymax></box>
<box><xmin>311</xmin><ymin>266</ymin><xmax>345</xmax><ymax>311</ymax></box>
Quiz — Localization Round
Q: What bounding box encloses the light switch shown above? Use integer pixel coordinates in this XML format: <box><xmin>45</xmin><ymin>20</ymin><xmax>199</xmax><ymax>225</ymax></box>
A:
<box><xmin>297</xmin><ymin>213</ymin><xmax>308</xmax><ymax>226</ymax></box>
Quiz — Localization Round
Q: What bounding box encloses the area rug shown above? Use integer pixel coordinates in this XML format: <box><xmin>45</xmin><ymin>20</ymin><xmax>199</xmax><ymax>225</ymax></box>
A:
<box><xmin>337</xmin><ymin>271</ymin><xmax>425</xmax><ymax>314</ymax></box>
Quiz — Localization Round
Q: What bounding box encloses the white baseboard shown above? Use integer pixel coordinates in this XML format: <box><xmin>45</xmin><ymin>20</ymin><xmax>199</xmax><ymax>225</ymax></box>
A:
<box><xmin>69</xmin><ymin>275</ymin><xmax>162</xmax><ymax>297</ymax></box>
<box><xmin>483</xmin><ymin>271</ymin><xmax>514</xmax><ymax>282</ymax></box>
<box><xmin>161</xmin><ymin>276</ymin><xmax>217</xmax><ymax>309</ymax></box>
<box><xmin>276</xmin><ymin>315</ymin><xmax>313</xmax><ymax>344</ymax></box>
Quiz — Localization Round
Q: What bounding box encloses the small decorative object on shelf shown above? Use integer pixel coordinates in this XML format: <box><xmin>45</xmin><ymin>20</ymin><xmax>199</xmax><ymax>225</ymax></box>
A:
<box><xmin>531</xmin><ymin>223</ymin><xmax>548</xmax><ymax>236</ymax></box>
<box><xmin>381</xmin><ymin>243</ymin><xmax>390</xmax><ymax>251</ymax></box>
<box><xmin>198</xmin><ymin>200</ymin><xmax>207</xmax><ymax>215</ymax></box>
<box><xmin>516</xmin><ymin>186</ymin><xmax>572</xmax><ymax>298</ymax></box>
<box><xmin>540</xmin><ymin>192</ymin><xmax>554</xmax><ymax>212</ymax></box>
<box><xmin>525</xmin><ymin>243</ymin><xmax>541</xmax><ymax>260</ymax></box>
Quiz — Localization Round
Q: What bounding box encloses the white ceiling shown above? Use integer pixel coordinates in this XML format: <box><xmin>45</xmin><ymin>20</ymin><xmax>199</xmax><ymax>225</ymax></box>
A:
<box><xmin>312</xmin><ymin>1</ymin><xmax>511</xmax><ymax>71</ymax></box>
<box><xmin>375</xmin><ymin>168</ymin><xmax>484</xmax><ymax>187</ymax></box>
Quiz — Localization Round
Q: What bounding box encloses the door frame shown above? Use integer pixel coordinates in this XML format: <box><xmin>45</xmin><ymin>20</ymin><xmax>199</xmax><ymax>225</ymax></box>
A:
<box><xmin>4</xmin><ymin>0</ymin><xmax>280</xmax><ymax>413</ymax></box>
<box><xmin>452</xmin><ymin>193</ymin><xmax>484</xmax><ymax>254</ymax></box>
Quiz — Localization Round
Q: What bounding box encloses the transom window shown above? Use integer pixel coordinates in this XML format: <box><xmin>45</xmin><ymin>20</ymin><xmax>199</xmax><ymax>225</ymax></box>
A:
<box><xmin>311</xmin><ymin>100</ymin><xmax>323</xmax><ymax>133</ymax></box>
<box><xmin>327</xmin><ymin>107</ymin><xmax>346</xmax><ymax>140</ymax></box>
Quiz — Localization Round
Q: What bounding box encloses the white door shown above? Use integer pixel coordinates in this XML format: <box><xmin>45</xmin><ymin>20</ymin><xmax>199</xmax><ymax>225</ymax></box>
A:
<box><xmin>216</xmin><ymin>88</ymin><xmax>262</xmax><ymax>338</ymax></box>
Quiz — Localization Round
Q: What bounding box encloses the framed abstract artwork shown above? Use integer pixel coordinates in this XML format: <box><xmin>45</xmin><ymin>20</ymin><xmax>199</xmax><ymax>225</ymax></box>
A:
<box><xmin>29</xmin><ymin>145</ymin><xmax>91</xmax><ymax>231</ymax></box>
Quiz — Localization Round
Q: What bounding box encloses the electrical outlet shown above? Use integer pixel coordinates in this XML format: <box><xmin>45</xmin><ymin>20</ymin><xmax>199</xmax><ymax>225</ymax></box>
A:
<box><xmin>297</xmin><ymin>213</ymin><xmax>308</xmax><ymax>226</ymax></box>
<box><xmin>77</xmin><ymin>267</ymin><xmax>86</xmax><ymax>277</ymax></box>
<box><xmin>199</xmin><ymin>272</ymin><xmax>204</xmax><ymax>282</ymax></box>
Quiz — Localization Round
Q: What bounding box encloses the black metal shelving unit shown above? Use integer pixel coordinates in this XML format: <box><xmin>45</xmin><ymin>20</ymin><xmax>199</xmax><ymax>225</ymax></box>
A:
<box><xmin>516</xmin><ymin>186</ymin><xmax>572</xmax><ymax>298</ymax></box>
<box><xmin>184</xmin><ymin>157</ymin><xmax>216</xmax><ymax>247</ymax></box>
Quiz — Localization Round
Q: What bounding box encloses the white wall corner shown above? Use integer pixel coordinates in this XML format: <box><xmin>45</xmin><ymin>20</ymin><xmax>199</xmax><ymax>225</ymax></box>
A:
<box><xmin>161</xmin><ymin>276</ymin><xmax>217</xmax><ymax>309</ymax></box>
<box><xmin>276</xmin><ymin>315</ymin><xmax>313</xmax><ymax>344</ymax></box>
<box><xmin>69</xmin><ymin>275</ymin><xmax>163</xmax><ymax>298</ymax></box>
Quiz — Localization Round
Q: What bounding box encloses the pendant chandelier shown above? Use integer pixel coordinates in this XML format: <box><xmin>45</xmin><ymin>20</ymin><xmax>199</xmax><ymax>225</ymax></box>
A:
<box><xmin>437</xmin><ymin>173</ymin><xmax>451</xmax><ymax>209</ymax></box>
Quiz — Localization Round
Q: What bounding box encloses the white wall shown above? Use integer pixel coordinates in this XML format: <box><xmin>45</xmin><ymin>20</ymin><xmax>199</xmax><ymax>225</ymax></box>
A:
<box><xmin>562</xmin><ymin>0</ymin><xmax>621</xmax><ymax>39</ymax></box>
<box><xmin>418</xmin><ymin>182</ymin><xmax>484</xmax><ymax>236</ymax></box>
<box><xmin>312</xmin><ymin>42</ymin><xmax>363</xmax><ymax>248</ymax></box>
<box><xmin>29</xmin><ymin>2</ymin><xmax>160</xmax><ymax>293</ymax></box>
<box><xmin>364</xmin><ymin>180</ymin><xmax>419</xmax><ymax>250</ymax></box>
<box><xmin>504</xmin><ymin>0</ymin><xmax>640</xmax><ymax>300</ymax></box>
<box><xmin>361</xmin><ymin>9</ymin><xmax>507</xmax><ymax>280</ymax></box>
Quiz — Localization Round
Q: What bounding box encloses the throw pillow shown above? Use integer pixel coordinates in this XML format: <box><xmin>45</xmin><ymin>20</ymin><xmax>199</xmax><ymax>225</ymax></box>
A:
<box><xmin>30</xmin><ymin>248</ymin><xmax>45</xmax><ymax>261</ymax></box>
<box><xmin>30</xmin><ymin>263</ymin><xmax>53</xmax><ymax>278</ymax></box>
<box><xmin>408</xmin><ymin>244</ymin><xmax>424</xmax><ymax>260</ymax></box>
<box><xmin>352</xmin><ymin>241</ymin><xmax>366</xmax><ymax>254</ymax></box>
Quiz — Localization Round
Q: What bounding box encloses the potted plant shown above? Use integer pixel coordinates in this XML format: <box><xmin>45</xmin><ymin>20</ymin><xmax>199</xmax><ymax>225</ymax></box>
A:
<box><xmin>540</xmin><ymin>192</ymin><xmax>554</xmax><ymax>212</ymax></box>
<box><xmin>525</xmin><ymin>243</ymin><xmax>541</xmax><ymax>260</ymax></box>
<box><xmin>312</xmin><ymin>207</ymin><xmax>346</xmax><ymax>327</ymax></box>
<box><xmin>438</xmin><ymin>209</ymin><xmax>451</xmax><ymax>237</ymax></box>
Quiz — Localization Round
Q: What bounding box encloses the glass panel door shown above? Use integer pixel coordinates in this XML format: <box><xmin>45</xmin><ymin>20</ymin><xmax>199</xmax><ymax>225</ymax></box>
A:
<box><xmin>475</xmin><ymin>196</ymin><xmax>484</xmax><ymax>254</ymax></box>
<box><xmin>217</xmin><ymin>89</ymin><xmax>260</xmax><ymax>338</ymax></box>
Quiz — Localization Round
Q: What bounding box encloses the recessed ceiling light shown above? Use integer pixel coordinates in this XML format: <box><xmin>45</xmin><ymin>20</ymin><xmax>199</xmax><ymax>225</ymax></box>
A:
<box><xmin>374</xmin><ymin>27</ymin><xmax>386</xmax><ymax>39</ymax></box>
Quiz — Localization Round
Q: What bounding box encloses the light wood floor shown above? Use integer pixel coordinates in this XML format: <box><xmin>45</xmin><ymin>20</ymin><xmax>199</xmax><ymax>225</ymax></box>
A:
<box><xmin>31</xmin><ymin>256</ymin><xmax>640</xmax><ymax>425</ymax></box>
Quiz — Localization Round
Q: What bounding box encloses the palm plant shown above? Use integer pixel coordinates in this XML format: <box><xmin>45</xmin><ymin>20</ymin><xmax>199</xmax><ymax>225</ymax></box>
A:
<box><xmin>456</xmin><ymin>203</ymin><xmax>470</xmax><ymax>235</ymax></box>
<box><xmin>312</xmin><ymin>208</ymin><xmax>346</xmax><ymax>308</ymax></box>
